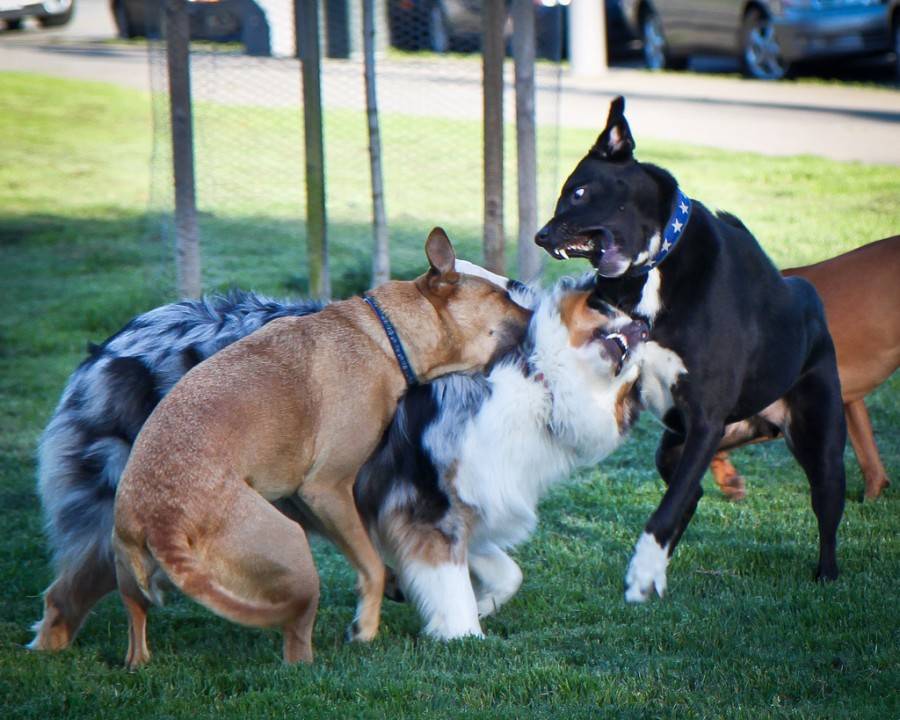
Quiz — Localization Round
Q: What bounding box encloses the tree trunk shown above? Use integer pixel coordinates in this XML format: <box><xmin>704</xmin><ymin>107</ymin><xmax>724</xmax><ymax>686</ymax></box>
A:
<box><xmin>512</xmin><ymin>0</ymin><xmax>542</xmax><ymax>282</ymax></box>
<box><xmin>482</xmin><ymin>0</ymin><xmax>505</xmax><ymax>275</ymax></box>
<box><xmin>363</xmin><ymin>0</ymin><xmax>390</xmax><ymax>287</ymax></box>
<box><xmin>166</xmin><ymin>0</ymin><xmax>201</xmax><ymax>298</ymax></box>
<box><xmin>297</xmin><ymin>0</ymin><xmax>330</xmax><ymax>299</ymax></box>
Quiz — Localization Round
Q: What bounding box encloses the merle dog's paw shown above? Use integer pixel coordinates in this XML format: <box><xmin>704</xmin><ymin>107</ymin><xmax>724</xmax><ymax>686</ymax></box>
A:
<box><xmin>624</xmin><ymin>533</ymin><xmax>669</xmax><ymax>603</ymax></box>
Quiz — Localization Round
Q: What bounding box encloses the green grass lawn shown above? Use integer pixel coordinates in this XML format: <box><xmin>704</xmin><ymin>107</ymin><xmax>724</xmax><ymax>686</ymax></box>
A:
<box><xmin>1</xmin><ymin>72</ymin><xmax>898</xmax><ymax>719</ymax></box>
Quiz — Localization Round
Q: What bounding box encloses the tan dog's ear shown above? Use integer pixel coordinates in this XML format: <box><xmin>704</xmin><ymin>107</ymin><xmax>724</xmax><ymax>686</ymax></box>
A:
<box><xmin>425</xmin><ymin>227</ymin><xmax>460</xmax><ymax>285</ymax></box>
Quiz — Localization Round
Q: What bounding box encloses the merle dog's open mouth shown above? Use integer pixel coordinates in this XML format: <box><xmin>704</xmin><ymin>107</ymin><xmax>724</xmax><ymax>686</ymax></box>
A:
<box><xmin>596</xmin><ymin>319</ymin><xmax>650</xmax><ymax>375</ymax></box>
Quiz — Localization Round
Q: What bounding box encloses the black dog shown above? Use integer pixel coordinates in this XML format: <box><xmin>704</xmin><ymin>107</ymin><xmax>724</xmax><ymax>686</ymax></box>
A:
<box><xmin>536</xmin><ymin>97</ymin><xmax>846</xmax><ymax>601</ymax></box>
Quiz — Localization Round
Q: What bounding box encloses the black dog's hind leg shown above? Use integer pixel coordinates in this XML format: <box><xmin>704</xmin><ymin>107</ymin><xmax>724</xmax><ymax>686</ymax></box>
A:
<box><xmin>782</xmin><ymin>367</ymin><xmax>847</xmax><ymax>581</ymax></box>
<box><xmin>625</xmin><ymin>413</ymin><xmax>724</xmax><ymax>602</ymax></box>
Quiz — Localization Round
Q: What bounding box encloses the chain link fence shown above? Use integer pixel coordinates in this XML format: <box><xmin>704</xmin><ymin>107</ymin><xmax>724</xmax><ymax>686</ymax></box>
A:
<box><xmin>146</xmin><ymin>0</ymin><xmax>569</xmax><ymax>299</ymax></box>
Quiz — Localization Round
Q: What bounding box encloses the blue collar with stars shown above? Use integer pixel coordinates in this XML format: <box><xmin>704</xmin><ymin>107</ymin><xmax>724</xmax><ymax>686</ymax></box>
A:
<box><xmin>630</xmin><ymin>188</ymin><xmax>692</xmax><ymax>275</ymax></box>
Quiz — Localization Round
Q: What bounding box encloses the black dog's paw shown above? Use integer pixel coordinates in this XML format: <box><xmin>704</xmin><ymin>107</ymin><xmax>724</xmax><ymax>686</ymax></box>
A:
<box><xmin>815</xmin><ymin>564</ymin><xmax>839</xmax><ymax>583</ymax></box>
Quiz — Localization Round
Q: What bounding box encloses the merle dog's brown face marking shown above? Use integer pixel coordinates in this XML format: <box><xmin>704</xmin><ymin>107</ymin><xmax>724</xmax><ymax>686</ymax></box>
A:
<box><xmin>535</xmin><ymin>97</ymin><xmax>669</xmax><ymax>278</ymax></box>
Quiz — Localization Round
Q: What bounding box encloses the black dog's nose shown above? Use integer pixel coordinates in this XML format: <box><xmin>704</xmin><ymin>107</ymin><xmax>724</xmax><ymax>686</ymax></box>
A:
<box><xmin>535</xmin><ymin>224</ymin><xmax>551</xmax><ymax>247</ymax></box>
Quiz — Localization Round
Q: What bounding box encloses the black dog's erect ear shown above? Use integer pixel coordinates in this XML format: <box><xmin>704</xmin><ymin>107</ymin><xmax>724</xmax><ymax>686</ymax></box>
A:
<box><xmin>591</xmin><ymin>96</ymin><xmax>635</xmax><ymax>161</ymax></box>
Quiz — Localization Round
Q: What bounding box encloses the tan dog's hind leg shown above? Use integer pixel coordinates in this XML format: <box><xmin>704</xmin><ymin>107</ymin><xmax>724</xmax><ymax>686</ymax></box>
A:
<box><xmin>113</xmin><ymin>545</ymin><xmax>153</xmax><ymax>669</ymax></box>
<box><xmin>846</xmin><ymin>399</ymin><xmax>891</xmax><ymax>500</ymax></box>
<box><xmin>300</xmin><ymin>481</ymin><xmax>385</xmax><ymax>642</ymax></box>
<box><xmin>115</xmin><ymin>483</ymin><xmax>319</xmax><ymax>666</ymax></box>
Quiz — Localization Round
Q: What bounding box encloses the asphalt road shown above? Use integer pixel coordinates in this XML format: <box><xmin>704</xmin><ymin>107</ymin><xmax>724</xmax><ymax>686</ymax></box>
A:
<box><xmin>2</xmin><ymin>0</ymin><xmax>900</xmax><ymax>165</ymax></box>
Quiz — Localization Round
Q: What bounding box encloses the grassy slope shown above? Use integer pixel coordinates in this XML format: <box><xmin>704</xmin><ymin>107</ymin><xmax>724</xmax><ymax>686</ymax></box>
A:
<box><xmin>0</xmin><ymin>72</ymin><xmax>897</xmax><ymax>719</ymax></box>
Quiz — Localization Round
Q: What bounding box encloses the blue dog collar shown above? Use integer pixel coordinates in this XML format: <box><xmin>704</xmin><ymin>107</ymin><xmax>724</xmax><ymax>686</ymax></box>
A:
<box><xmin>632</xmin><ymin>188</ymin><xmax>692</xmax><ymax>275</ymax></box>
<box><xmin>363</xmin><ymin>294</ymin><xmax>419</xmax><ymax>387</ymax></box>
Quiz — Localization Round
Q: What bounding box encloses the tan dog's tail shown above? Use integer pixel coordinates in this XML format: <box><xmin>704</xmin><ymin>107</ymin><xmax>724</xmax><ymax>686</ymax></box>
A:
<box><xmin>114</xmin><ymin>486</ymin><xmax>319</xmax><ymax>627</ymax></box>
<box><xmin>143</xmin><ymin>530</ymin><xmax>310</xmax><ymax>629</ymax></box>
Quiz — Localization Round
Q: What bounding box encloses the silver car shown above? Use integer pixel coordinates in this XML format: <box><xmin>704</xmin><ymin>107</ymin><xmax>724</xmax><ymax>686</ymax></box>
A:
<box><xmin>621</xmin><ymin>0</ymin><xmax>898</xmax><ymax>79</ymax></box>
<box><xmin>1</xmin><ymin>0</ymin><xmax>73</xmax><ymax>29</ymax></box>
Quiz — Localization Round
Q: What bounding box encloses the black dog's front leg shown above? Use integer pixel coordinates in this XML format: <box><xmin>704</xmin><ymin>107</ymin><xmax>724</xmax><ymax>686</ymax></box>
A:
<box><xmin>625</xmin><ymin>419</ymin><xmax>723</xmax><ymax>602</ymax></box>
<box><xmin>654</xmin><ymin>429</ymin><xmax>704</xmax><ymax>553</ymax></box>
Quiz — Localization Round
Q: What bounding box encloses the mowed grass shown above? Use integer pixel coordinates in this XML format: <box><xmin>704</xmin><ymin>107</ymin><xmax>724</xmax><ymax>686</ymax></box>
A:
<box><xmin>1</xmin><ymin>72</ymin><xmax>898</xmax><ymax>719</ymax></box>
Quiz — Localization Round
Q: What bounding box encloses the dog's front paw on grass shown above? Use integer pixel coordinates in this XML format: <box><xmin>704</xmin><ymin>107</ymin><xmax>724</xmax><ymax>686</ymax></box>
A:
<box><xmin>345</xmin><ymin>619</ymin><xmax>379</xmax><ymax>643</ymax></box>
<box><xmin>624</xmin><ymin>532</ymin><xmax>669</xmax><ymax>603</ymax></box>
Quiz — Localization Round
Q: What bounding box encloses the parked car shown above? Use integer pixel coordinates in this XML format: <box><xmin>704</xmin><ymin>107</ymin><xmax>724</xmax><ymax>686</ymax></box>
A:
<box><xmin>1</xmin><ymin>0</ymin><xmax>74</xmax><ymax>29</ymax></box>
<box><xmin>387</xmin><ymin>0</ymin><xmax>636</xmax><ymax>60</ymax></box>
<box><xmin>621</xmin><ymin>0</ymin><xmax>899</xmax><ymax>80</ymax></box>
<box><xmin>111</xmin><ymin>0</ymin><xmax>242</xmax><ymax>43</ymax></box>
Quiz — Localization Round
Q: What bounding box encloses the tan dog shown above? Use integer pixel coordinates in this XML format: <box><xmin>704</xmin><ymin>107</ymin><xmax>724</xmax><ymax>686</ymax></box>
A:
<box><xmin>712</xmin><ymin>235</ymin><xmax>900</xmax><ymax>500</ymax></box>
<box><xmin>112</xmin><ymin>228</ymin><xmax>531</xmax><ymax>667</ymax></box>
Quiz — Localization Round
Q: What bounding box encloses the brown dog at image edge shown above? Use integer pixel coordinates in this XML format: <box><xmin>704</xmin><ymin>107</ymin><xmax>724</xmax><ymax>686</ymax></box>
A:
<box><xmin>712</xmin><ymin>236</ymin><xmax>900</xmax><ymax>501</ymax></box>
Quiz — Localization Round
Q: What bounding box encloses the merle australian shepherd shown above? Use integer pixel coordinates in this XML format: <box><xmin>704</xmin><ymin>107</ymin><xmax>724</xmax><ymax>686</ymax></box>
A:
<box><xmin>354</xmin><ymin>276</ymin><xmax>648</xmax><ymax>639</ymax></box>
<box><xmin>30</xmin><ymin>291</ymin><xmax>325</xmax><ymax>651</ymax></box>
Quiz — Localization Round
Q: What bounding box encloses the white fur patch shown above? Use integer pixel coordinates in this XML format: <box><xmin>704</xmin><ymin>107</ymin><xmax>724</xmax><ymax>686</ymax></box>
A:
<box><xmin>624</xmin><ymin>532</ymin><xmax>669</xmax><ymax>603</ymax></box>
<box><xmin>468</xmin><ymin>543</ymin><xmax>524</xmax><ymax>618</ymax></box>
<box><xmin>454</xmin><ymin>259</ymin><xmax>509</xmax><ymax>289</ymax></box>
<box><xmin>635</xmin><ymin>340</ymin><xmax>687</xmax><ymax>422</ymax></box>
<box><xmin>452</xmin><ymin>291</ymin><xmax>639</xmax><ymax>551</ymax></box>
<box><xmin>401</xmin><ymin>561</ymin><xmax>483</xmax><ymax>640</ymax></box>
<box><xmin>634</xmin><ymin>268</ymin><xmax>662</xmax><ymax>322</ymax></box>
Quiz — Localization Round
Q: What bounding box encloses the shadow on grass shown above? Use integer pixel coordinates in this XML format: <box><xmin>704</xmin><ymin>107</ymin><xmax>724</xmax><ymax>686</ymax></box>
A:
<box><xmin>0</xmin><ymin>210</ymin><xmax>491</xmax><ymax>347</ymax></box>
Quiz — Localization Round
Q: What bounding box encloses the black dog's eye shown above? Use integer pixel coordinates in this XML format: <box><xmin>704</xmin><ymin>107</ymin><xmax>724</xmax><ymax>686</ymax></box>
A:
<box><xmin>571</xmin><ymin>186</ymin><xmax>586</xmax><ymax>203</ymax></box>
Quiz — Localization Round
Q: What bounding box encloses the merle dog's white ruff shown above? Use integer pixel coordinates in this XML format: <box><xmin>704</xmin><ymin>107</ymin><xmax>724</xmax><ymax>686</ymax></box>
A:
<box><xmin>356</xmin><ymin>277</ymin><xmax>644</xmax><ymax>639</ymax></box>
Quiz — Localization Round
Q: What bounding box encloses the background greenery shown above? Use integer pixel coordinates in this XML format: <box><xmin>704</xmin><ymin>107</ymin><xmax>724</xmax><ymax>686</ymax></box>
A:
<box><xmin>1</xmin><ymin>72</ymin><xmax>897</xmax><ymax>719</ymax></box>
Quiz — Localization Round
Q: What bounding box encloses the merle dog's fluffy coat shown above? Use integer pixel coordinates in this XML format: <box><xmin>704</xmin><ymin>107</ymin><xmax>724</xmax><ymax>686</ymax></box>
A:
<box><xmin>355</xmin><ymin>276</ymin><xmax>648</xmax><ymax>638</ymax></box>
<box><xmin>31</xmin><ymin>291</ymin><xmax>325</xmax><ymax>650</ymax></box>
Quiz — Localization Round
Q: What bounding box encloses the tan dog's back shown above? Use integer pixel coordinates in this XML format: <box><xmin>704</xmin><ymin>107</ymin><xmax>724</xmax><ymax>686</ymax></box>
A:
<box><xmin>112</xmin><ymin>229</ymin><xmax>531</xmax><ymax>667</ymax></box>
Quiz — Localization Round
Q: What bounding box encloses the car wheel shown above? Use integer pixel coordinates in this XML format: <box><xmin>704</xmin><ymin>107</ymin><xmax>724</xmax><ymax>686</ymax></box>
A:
<box><xmin>641</xmin><ymin>7</ymin><xmax>685</xmax><ymax>71</ymax></box>
<box><xmin>37</xmin><ymin>0</ymin><xmax>74</xmax><ymax>27</ymax></box>
<box><xmin>741</xmin><ymin>9</ymin><xmax>788</xmax><ymax>80</ymax></box>
<box><xmin>892</xmin><ymin>20</ymin><xmax>900</xmax><ymax>81</ymax></box>
<box><xmin>427</xmin><ymin>2</ymin><xmax>450</xmax><ymax>54</ymax></box>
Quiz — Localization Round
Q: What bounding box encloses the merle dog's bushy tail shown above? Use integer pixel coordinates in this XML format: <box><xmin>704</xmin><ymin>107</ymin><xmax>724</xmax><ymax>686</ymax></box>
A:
<box><xmin>30</xmin><ymin>291</ymin><xmax>325</xmax><ymax>649</ymax></box>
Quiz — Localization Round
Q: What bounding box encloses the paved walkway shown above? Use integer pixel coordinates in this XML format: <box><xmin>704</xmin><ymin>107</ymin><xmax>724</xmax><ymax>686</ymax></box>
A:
<box><xmin>2</xmin><ymin>0</ymin><xmax>899</xmax><ymax>164</ymax></box>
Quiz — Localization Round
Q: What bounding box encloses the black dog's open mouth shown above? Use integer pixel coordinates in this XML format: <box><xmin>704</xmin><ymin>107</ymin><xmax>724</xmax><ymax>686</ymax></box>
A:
<box><xmin>595</xmin><ymin>320</ymin><xmax>650</xmax><ymax>375</ymax></box>
<box><xmin>549</xmin><ymin>236</ymin><xmax>597</xmax><ymax>261</ymax></box>
<box><xmin>546</xmin><ymin>227</ymin><xmax>612</xmax><ymax>262</ymax></box>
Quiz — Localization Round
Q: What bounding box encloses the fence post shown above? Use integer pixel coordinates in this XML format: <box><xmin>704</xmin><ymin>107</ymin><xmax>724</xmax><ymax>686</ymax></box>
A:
<box><xmin>166</xmin><ymin>0</ymin><xmax>201</xmax><ymax>299</ymax></box>
<box><xmin>297</xmin><ymin>0</ymin><xmax>330</xmax><ymax>299</ymax></box>
<box><xmin>569</xmin><ymin>0</ymin><xmax>608</xmax><ymax>76</ymax></box>
<box><xmin>482</xmin><ymin>0</ymin><xmax>505</xmax><ymax>275</ymax></box>
<box><xmin>363</xmin><ymin>0</ymin><xmax>390</xmax><ymax>287</ymax></box>
<box><xmin>512</xmin><ymin>0</ymin><xmax>542</xmax><ymax>283</ymax></box>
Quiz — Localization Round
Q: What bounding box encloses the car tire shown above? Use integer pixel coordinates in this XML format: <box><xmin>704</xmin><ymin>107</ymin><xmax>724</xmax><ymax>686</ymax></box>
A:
<box><xmin>640</xmin><ymin>7</ymin><xmax>685</xmax><ymax>71</ymax></box>
<box><xmin>37</xmin><ymin>0</ymin><xmax>74</xmax><ymax>27</ymax></box>
<box><xmin>111</xmin><ymin>0</ymin><xmax>137</xmax><ymax>38</ymax></box>
<box><xmin>892</xmin><ymin>19</ymin><xmax>900</xmax><ymax>81</ymax></box>
<box><xmin>427</xmin><ymin>1</ymin><xmax>450</xmax><ymax>54</ymax></box>
<box><xmin>741</xmin><ymin>9</ymin><xmax>789</xmax><ymax>80</ymax></box>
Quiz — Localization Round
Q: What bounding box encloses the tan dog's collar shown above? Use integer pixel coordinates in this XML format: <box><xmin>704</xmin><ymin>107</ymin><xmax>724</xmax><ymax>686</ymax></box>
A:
<box><xmin>363</xmin><ymin>295</ymin><xmax>419</xmax><ymax>387</ymax></box>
